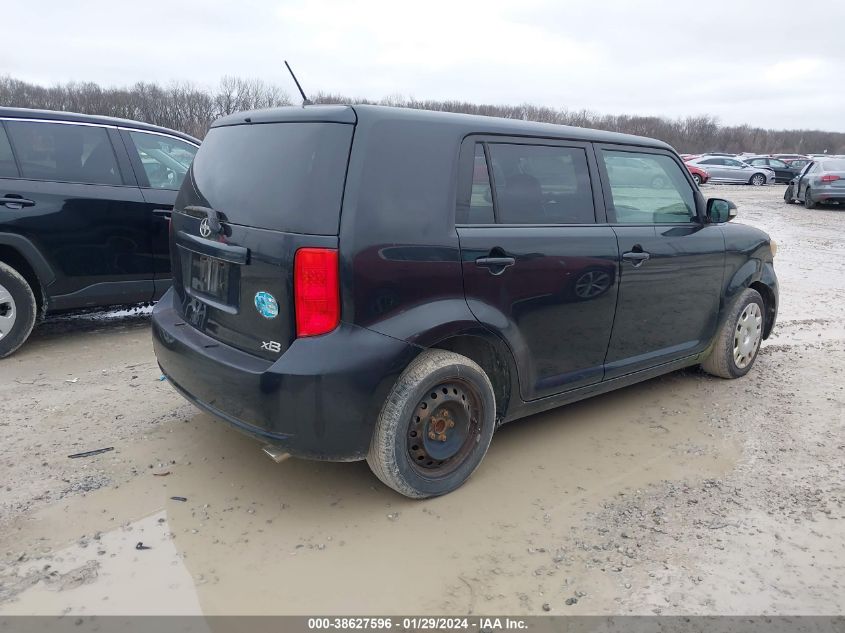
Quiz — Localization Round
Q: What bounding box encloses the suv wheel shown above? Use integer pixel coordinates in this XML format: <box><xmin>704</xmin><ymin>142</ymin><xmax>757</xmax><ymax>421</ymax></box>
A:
<box><xmin>701</xmin><ymin>288</ymin><xmax>764</xmax><ymax>379</ymax></box>
<box><xmin>0</xmin><ymin>262</ymin><xmax>38</xmax><ymax>359</ymax></box>
<box><xmin>367</xmin><ymin>349</ymin><xmax>496</xmax><ymax>498</ymax></box>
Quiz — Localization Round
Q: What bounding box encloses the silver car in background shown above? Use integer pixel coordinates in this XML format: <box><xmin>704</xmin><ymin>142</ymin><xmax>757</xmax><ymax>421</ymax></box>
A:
<box><xmin>784</xmin><ymin>158</ymin><xmax>845</xmax><ymax>208</ymax></box>
<box><xmin>687</xmin><ymin>155</ymin><xmax>776</xmax><ymax>185</ymax></box>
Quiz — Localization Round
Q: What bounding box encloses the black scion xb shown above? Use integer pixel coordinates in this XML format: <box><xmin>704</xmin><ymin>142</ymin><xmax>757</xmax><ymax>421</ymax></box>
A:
<box><xmin>152</xmin><ymin>105</ymin><xmax>778</xmax><ymax>498</ymax></box>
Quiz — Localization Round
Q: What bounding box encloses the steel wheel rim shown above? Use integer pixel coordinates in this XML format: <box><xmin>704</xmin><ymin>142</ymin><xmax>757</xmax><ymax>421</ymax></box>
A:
<box><xmin>0</xmin><ymin>283</ymin><xmax>16</xmax><ymax>341</ymax></box>
<box><xmin>574</xmin><ymin>270</ymin><xmax>611</xmax><ymax>298</ymax></box>
<box><xmin>733</xmin><ymin>302</ymin><xmax>762</xmax><ymax>369</ymax></box>
<box><xmin>407</xmin><ymin>378</ymin><xmax>482</xmax><ymax>477</ymax></box>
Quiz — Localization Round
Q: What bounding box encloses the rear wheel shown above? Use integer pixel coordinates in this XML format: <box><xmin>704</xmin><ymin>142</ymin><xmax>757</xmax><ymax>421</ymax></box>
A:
<box><xmin>367</xmin><ymin>349</ymin><xmax>496</xmax><ymax>498</ymax></box>
<box><xmin>0</xmin><ymin>262</ymin><xmax>38</xmax><ymax>359</ymax></box>
<box><xmin>750</xmin><ymin>173</ymin><xmax>766</xmax><ymax>186</ymax></box>
<box><xmin>701</xmin><ymin>288</ymin><xmax>764</xmax><ymax>379</ymax></box>
<box><xmin>804</xmin><ymin>188</ymin><xmax>817</xmax><ymax>209</ymax></box>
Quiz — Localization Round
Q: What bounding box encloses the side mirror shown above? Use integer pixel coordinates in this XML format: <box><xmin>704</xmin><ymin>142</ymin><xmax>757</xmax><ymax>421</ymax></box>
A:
<box><xmin>707</xmin><ymin>198</ymin><xmax>737</xmax><ymax>223</ymax></box>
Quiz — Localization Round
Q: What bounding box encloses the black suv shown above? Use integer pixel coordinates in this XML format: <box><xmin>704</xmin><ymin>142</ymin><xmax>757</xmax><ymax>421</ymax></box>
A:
<box><xmin>152</xmin><ymin>105</ymin><xmax>778</xmax><ymax>498</ymax></box>
<box><xmin>0</xmin><ymin>108</ymin><xmax>199</xmax><ymax>357</ymax></box>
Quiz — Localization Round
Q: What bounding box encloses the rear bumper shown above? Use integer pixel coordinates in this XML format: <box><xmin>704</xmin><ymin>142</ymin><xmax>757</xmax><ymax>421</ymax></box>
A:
<box><xmin>813</xmin><ymin>188</ymin><xmax>845</xmax><ymax>202</ymax></box>
<box><xmin>152</xmin><ymin>289</ymin><xmax>420</xmax><ymax>461</ymax></box>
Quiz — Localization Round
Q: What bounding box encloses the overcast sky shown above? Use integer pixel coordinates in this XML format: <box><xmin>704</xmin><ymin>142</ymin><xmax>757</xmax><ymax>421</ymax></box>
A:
<box><xmin>6</xmin><ymin>0</ymin><xmax>845</xmax><ymax>131</ymax></box>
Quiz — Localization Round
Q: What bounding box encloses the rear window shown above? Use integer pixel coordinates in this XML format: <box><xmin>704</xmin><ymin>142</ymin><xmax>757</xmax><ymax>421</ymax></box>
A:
<box><xmin>821</xmin><ymin>160</ymin><xmax>845</xmax><ymax>171</ymax></box>
<box><xmin>188</xmin><ymin>122</ymin><xmax>353</xmax><ymax>234</ymax></box>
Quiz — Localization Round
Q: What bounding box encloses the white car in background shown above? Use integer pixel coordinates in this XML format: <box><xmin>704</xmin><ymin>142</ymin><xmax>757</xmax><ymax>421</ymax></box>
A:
<box><xmin>687</xmin><ymin>156</ymin><xmax>776</xmax><ymax>186</ymax></box>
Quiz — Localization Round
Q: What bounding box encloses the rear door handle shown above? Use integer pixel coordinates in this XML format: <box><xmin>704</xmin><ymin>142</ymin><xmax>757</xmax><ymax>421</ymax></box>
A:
<box><xmin>0</xmin><ymin>196</ymin><xmax>35</xmax><ymax>209</ymax></box>
<box><xmin>622</xmin><ymin>251</ymin><xmax>650</xmax><ymax>267</ymax></box>
<box><xmin>475</xmin><ymin>256</ymin><xmax>516</xmax><ymax>274</ymax></box>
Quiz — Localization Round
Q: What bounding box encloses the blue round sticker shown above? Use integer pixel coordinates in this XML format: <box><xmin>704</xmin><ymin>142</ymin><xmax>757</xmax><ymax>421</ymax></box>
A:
<box><xmin>254</xmin><ymin>291</ymin><xmax>279</xmax><ymax>319</ymax></box>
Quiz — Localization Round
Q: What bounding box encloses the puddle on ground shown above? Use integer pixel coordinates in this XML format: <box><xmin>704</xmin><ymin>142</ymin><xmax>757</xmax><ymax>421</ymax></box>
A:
<box><xmin>0</xmin><ymin>511</ymin><xmax>201</xmax><ymax>615</ymax></box>
<box><xmin>1</xmin><ymin>370</ymin><xmax>741</xmax><ymax>615</ymax></box>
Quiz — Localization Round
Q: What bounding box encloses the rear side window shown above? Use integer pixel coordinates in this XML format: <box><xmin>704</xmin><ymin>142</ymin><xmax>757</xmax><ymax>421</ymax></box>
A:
<box><xmin>602</xmin><ymin>150</ymin><xmax>696</xmax><ymax>224</ymax></box>
<box><xmin>128</xmin><ymin>131</ymin><xmax>197</xmax><ymax>190</ymax></box>
<box><xmin>466</xmin><ymin>144</ymin><xmax>495</xmax><ymax>224</ymax></box>
<box><xmin>189</xmin><ymin>122</ymin><xmax>353</xmax><ymax>234</ymax></box>
<box><xmin>5</xmin><ymin>121</ymin><xmax>121</xmax><ymax>185</ymax></box>
<box><xmin>476</xmin><ymin>143</ymin><xmax>595</xmax><ymax>225</ymax></box>
<box><xmin>0</xmin><ymin>126</ymin><xmax>18</xmax><ymax>177</ymax></box>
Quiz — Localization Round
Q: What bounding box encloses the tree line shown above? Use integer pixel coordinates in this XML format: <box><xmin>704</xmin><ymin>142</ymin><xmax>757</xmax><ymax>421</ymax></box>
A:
<box><xmin>2</xmin><ymin>75</ymin><xmax>843</xmax><ymax>154</ymax></box>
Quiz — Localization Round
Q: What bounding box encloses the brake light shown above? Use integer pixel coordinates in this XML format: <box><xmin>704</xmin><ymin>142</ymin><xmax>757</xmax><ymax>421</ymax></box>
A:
<box><xmin>821</xmin><ymin>174</ymin><xmax>840</xmax><ymax>182</ymax></box>
<box><xmin>294</xmin><ymin>248</ymin><xmax>339</xmax><ymax>337</ymax></box>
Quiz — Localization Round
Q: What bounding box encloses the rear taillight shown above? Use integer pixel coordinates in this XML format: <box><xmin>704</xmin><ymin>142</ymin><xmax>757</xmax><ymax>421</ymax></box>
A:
<box><xmin>294</xmin><ymin>248</ymin><xmax>339</xmax><ymax>337</ymax></box>
<box><xmin>821</xmin><ymin>174</ymin><xmax>840</xmax><ymax>182</ymax></box>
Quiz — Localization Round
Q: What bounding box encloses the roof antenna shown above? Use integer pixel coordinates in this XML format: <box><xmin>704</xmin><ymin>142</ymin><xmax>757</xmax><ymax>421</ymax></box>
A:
<box><xmin>284</xmin><ymin>61</ymin><xmax>312</xmax><ymax>106</ymax></box>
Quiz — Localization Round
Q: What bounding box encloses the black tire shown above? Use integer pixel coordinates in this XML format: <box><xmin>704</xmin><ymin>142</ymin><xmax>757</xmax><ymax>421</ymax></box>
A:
<box><xmin>804</xmin><ymin>188</ymin><xmax>816</xmax><ymax>209</ymax></box>
<box><xmin>0</xmin><ymin>262</ymin><xmax>38</xmax><ymax>359</ymax></box>
<box><xmin>784</xmin><ymin>184</ymin><xmax>795</xmax><ymax>204</ymax></box>
<box><xmin>701</xmin><ymin>288</ymin><xmax>764</xmax><ymax>379</ymax></box>
<box><xmin>367</xmin><ymin>349</ymin><xmax>496</xmax><ymax>498</ymax></box>
<box><xmin>692</xmin><ymin>173</ymin><xmax>702</xmax><ymax>186</ymax></box>
<box><xmin>750</xmin><ymin>173</ymin><xmax>766</xmax><ymax>186</ymax></box>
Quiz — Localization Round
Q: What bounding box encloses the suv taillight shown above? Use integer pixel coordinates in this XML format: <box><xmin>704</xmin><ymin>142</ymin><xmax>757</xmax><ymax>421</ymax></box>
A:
<box><xmin>821</xmin><ymin>174</ymin><xmax>840</xmax><ymax>182</ymax></box>
<box><xmin>294</xmin><ymin>248</ymin><xmax>339</xmax><ymax>337</ymax></box>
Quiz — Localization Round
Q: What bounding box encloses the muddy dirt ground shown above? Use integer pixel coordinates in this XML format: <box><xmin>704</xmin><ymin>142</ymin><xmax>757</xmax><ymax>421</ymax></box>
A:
<box><xmin>0</xmin><ymin>184</ymin><xmax>843</xmax><ymax>616</ymax></box>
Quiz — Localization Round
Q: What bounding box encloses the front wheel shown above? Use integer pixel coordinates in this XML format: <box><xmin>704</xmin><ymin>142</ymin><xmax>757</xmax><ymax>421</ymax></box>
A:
<box><xmin>701</xmin><ymin>288</ymin><xmax>764</xmax><ymax>379</ymax></box>
<box><xmin>784</xmin><ymin>184</ymin><xmax>796</xmax><ymax>204</ymax></box>
<box><xmin>692</xmin><ymin>173</ymin><xmax>702</xmax><ymax>186</ymax></box>
<box><xmin>367</xmin><ymin>349</ymin><xmax>496</xmax><ymax>498</ymax></box>
<box><xmin>750</xmin><ymin>173</ymin><xmax>766</xmax><ymax>186</ymax></box>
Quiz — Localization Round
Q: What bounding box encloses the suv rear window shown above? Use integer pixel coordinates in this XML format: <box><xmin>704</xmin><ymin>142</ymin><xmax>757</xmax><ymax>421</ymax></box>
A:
<box><xmin>189</xmin><ymin>122</ymin><xmax>353</xmax><ymax>235</ymax></box>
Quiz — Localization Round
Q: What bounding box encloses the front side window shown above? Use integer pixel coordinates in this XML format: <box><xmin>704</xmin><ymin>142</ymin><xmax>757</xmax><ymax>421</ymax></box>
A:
<box><xmin>602</xmin><ymin>150</ymin><xmax>696</xmax><ymax>224</ymax></box>
<box><xmin>5</xmin><ymin>121</ymin><xmax>121</xmax><ymax>185</ymax></box>
<box><xmin>0</xmin><ymin>126</ymin><xmax>17</xmax><ymax>177</ymax></box>
<box><xmin>768</xmin><ymin>158</ymin><xmax>788</xmax><ymax>168</ymax></box>
<box><xmin>699</xmin><ymin>158</ymin><xmax>724</xmax><ymax>166</ymax></box>
<box><xmin>748</xmin><ymin>158</ymin><xmax>767</xmax><ymax>166</ymax></box>
<box><xmin>129</xmin><ymin>131</ymin><xmax>197</xmax><ymax>190</ymax></box>
<box><xmin>486</xmin><ymin>143</ymin><xmax>595</xmax><ymax>224</ymax></box>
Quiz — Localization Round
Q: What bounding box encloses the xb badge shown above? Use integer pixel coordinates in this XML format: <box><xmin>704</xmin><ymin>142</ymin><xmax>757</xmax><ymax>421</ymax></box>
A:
<box><xmin>254</xmin><ymin>291</ymin><xmax>279</xmax><ymax>319</ymax></box>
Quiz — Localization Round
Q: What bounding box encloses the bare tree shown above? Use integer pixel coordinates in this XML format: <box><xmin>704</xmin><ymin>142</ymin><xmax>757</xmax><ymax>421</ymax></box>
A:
<box><xmin>1</xmin><ymin>74</ymin><xmax>843</xmax><ymax>152</ymax></box>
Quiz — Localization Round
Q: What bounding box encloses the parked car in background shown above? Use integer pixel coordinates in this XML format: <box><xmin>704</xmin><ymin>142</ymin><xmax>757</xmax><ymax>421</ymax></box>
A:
<box><xmin>744</xmin><ymin>156</ymin><xmax>801</xmax><ymax>183</ymax></box>
<box><xmin>687</xmin><ymin>156</ymin><xmax>775</xmax><ymax>185</ymax></box>
<box><xmin>783</xmin><ymin>158</ymin><xmax>810</xmax><ymax>170</ymax></box>
<box><xmin>784</xmin><ymin>158</ymin><xmax>845</xmax><ymax>208</ymax></box>
<box><xmin>685</xmin><ymin>163</ymin><xmax>710</xmax><ymax>186</ymax></box>
<box><xmin>0</xmin><ymin>107</ymin><xmax>200</xmax><ymax>357</ymax></box>
<box><xmin>772</xmin><ymin>154</ymin><xmax>809</xmax><ymax>161</ymax></box>
<box><xmin>152</xmin><ymin>104</ymin><xmax>778</xmax><ymax>498</ymax></box>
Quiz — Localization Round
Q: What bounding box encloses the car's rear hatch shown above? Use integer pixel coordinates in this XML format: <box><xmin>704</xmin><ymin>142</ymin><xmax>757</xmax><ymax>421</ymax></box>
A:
<box><xmin>169</xmin><ymin>106</ymin><xmax>355</xmax><ymax>361</ymax></box>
